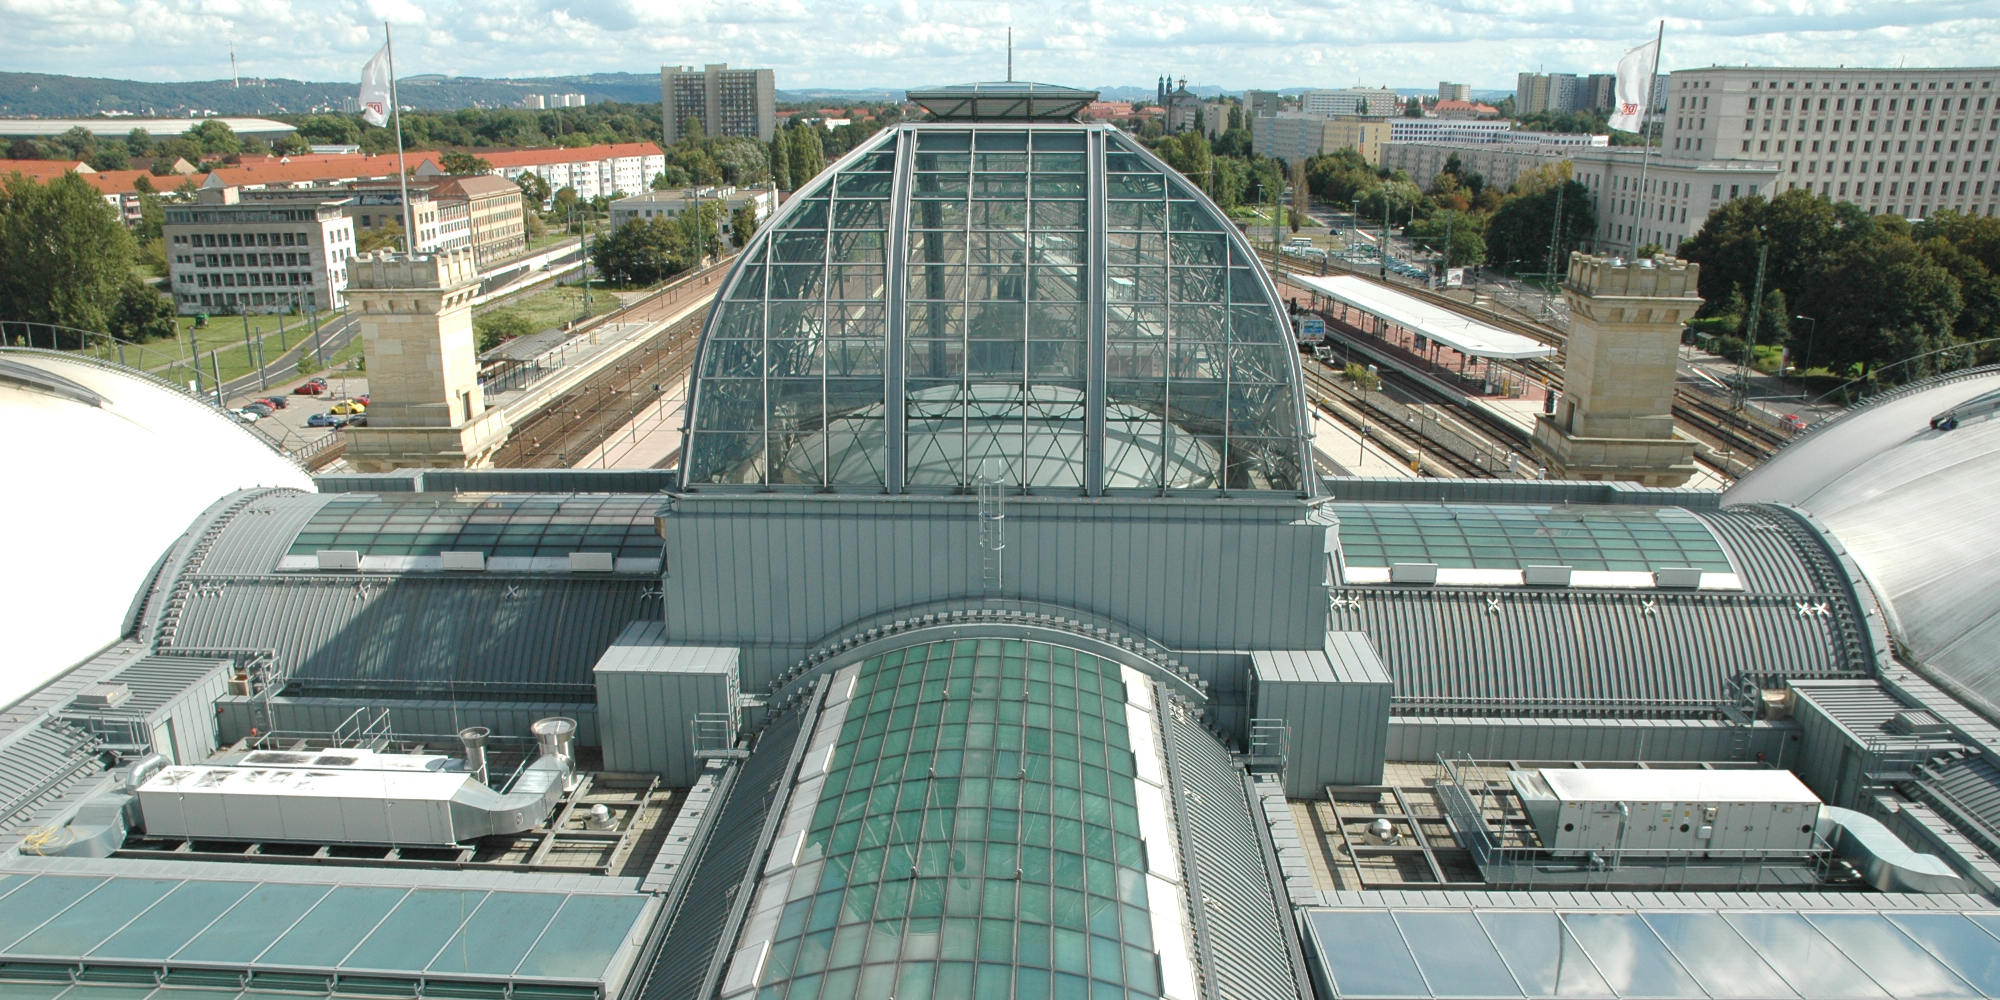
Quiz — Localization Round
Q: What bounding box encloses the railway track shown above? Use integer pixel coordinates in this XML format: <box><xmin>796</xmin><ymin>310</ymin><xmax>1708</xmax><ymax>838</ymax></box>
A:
<box><xmin>1298</xmin><ymin>358</ymin><xmax>1485</xmax><ymax>478</ymax></box>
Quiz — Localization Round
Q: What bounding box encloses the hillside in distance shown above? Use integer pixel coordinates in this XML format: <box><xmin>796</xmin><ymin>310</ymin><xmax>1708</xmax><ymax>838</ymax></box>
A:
<box><xmin>0</xmin><ymin>71</ymin><xmax>671</xmax><ymax>117</ymax></box>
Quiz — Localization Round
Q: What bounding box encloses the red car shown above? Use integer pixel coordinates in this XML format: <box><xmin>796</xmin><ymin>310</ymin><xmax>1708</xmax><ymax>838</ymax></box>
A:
<box><xmin>294</xmin><ymin>378</ymin><xmax>328</xmax><ymax>395</ymax></box>
<box><xmin>260</xmin><ymin>396</ymin><xmax>289</xmax><ymax>410</ymax></box>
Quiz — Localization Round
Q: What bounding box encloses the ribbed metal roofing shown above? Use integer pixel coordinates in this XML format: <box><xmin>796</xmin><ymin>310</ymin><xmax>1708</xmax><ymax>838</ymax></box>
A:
<box><xmin>1917</xmin><ymin>755</ymin><xmax>2000</xmax><ymax>854</ymax></box>
<box><xmin>634</xmin><ymin>689</ymin><xmax>816</xmax><ymax>1000</ymax></box>
<box><xmin>84</xmin><ymin>655</ymin><xmax>231</xmax><ymax>717</ymax></box>
<box><xmin>1162</xmin><ymin>703</ymin><xmax>1307</xmax><ymax>1000</ymax></box>
<box><xmin>164</xmin><ymin>576</ymin><xmax>653</xmax><ymax>696</ymax></box>
<box><xmin>1336</xmin><ymin>588</ymin><xmax>1860</xmax><ymax>714</ymax></box>
<box><xmin>195</xmin><ymin>491</ymin><xmax>333</xmax><ymax>576</ymax></box>
<box><xmin>0</xmin><ymin>721</ymin><xmax>102</xmax><ymax>832</ymax></box>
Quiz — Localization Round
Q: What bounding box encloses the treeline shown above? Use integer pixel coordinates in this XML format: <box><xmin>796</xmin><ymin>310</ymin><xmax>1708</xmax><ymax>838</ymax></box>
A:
<box><xmin>1678</xmin><ymin>191</ymin><xmax>2000</xmax><ymax>383</ymax></box>
<box><xmin>0</xmin><ymin>173</ymin><xmax>174</xmax><ymax>347</ymax></box>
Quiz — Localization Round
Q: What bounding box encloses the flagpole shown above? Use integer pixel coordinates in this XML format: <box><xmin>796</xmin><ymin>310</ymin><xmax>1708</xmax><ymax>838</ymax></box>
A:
<box><xmin>384</xmin><ymin>21</ymin><xmax>414</xmax><ymax>253</ymax></box>
<box><xmin>1633</xmin><ymin>19</ymin><xmax>1664</xmax><ymax>253</ymax></box>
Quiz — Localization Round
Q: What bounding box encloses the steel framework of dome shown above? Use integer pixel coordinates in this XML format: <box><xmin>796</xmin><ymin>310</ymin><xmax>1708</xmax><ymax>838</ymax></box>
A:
<box><xmin>680</xmin><ymin>87</ymin><xmax>1313</xmax><ymax>495</ymax></box>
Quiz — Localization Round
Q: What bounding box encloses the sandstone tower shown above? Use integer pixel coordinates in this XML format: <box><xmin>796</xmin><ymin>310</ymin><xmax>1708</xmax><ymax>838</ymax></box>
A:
<box><xmin>1531</xmin><ymin>252</ymin><xmax>1703</xmax><ymax>486</ymax></box>
<box><xmin>341</xmin><ymin>250</ymin><xmax>510</xmax><ymax>471</ymax></box>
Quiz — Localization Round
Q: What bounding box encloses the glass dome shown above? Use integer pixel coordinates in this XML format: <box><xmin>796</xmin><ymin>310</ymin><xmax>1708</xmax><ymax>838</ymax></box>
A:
<box><xmin>682</xmin><ymin>113</ymin><xmax>1310</xmax><ymax>495</ymax></box>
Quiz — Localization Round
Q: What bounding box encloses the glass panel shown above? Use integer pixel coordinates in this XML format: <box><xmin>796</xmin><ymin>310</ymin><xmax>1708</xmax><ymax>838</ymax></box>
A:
<box><xmin>9</xmin><ymin>878</ymin><xmax>180</xmax><ymax>957</ymax></box>
<box><xmin>1309</xmin><ymin>911</ymin><xmax>1427</xmax><ymax>997</ymax></box>
<box><xmin>1560</xmin><ymin>912</ymin><xmax>1702</xmax><ymax>997</ymax></box>
<box><xmin>89</xmin><ymin>880</ymin><xmax>255</xmax><ymax>960</ymax></box>
<box><xmin>173</xmin><ymin>882</ymin><xmax>334</xmax><ymax>964</ymax></box>
<box><xmin>1641</xmin><ymin>911</ymin><xmax>1797</xmax><ymax>998</ymax></box>
<box><xmin>1803</xmin><ymin>913</ymin><xmax>1977</xmax><ymax>998</ymax></box>
<box><xmin>245</xmin><ymin>886</ymin><xmax>410</xmax><ymax>970</ymax></box>
<box><xmin>0</xmin><ymin>876</ymin><xmax>108</xmax><ymax>949</ymax></box>
<box><xmin>1885</xmin><ymin>915</ymin><xmax>2000</xmax><ymax>996</ymax></box>
<box><xmin>340</xmin><ymin>889</ymin><xmax>487</xmax><ymax>973</ymax></box>
<box><xmin>1396</xmin><ymin>910</ymin><xmax>1521</xmax><ymax>997</ymax></box>
<box><xmin>426</xmin><ymin>892</ymin><xmax>566</xmax><ymax>976</ymax></box>
<box><xmin>1479</xmin><ymin>911</ymin><xmax>1614</xmax><ymax>997</ymax></box>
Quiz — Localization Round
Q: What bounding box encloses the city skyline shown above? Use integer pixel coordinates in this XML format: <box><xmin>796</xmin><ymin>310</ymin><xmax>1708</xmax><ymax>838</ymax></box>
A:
<box><xmin>2</xmin><ymin>0</ymin><xmax>1995</xmax><ymax>95</ymax></box>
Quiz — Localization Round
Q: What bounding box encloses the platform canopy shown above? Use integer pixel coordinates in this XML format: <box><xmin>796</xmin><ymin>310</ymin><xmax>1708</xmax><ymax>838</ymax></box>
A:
<box><xmin>1292</xmin><ymin>274</ymin><xmax>1557</xmax><ymax>361</ymax></box>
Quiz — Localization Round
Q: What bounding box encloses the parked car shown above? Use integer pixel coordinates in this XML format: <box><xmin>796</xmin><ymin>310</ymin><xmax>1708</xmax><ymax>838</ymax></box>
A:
<box><xmin>243</xmin><ymin>402</ymin><xmax>275</xmax><ymax>418</ymax></box>
<box><xmin>347</xmin><ymin>414</ymin><xmax>367</xmax><ymax>427</ymax></box>
<box><xmin>330</xmin><ymin>398</ymin><xmax>367</xmax><ymax>415</ymax></box>
<box><xmin>259</xmin><ymin>396</ymin><xmax>288</xmax><ymax>410</ymax></box>
<box><xmin>229</xmin><ymin>408</ymin><xmax>260</xmax><ymax>423</ymax></box>
<box><xmin>294</xmin><ymin>378</ymin><xmax>328</xmax><ymax>395</ymax></box>
<box><xmin>308</xmin><ymin>412</ymin><xmax>348</xmax><ymax>428</ymax></box>
<box><xmin>356</xmin><ymin>394</ymin><xmax>370</xmax><ymax>407</ymax></box>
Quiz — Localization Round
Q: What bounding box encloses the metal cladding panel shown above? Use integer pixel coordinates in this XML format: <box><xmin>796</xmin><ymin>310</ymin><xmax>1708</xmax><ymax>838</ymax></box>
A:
<box><xmin>167</xmin><ymin>576</ymin><xmax>654</xmax><ymax>691</ymax></box>
<box><xmin>1918</xmin><ymin>755</ymin><xmax>2000</xmax><ymax>843</ymax></box>
<box><xmin>660</xmin><ymin>496</ymin><xmax>1328</xmax><ymax>660</ymax></box>
<box><xmin>1385</xmin><ymin>716</ymin><xmax>1793</xmax><ymax>763</ymax></box>
<box><xmin>633</xmin><ymin>696</ymin><xmax>813</xmax><ymax>1000</ymax></box>
<box><xmin>1164</xmin><ymin>707</ymin><xmax>1308</xmax><ymax>1000</ymax></box>
<box><xmin>314</xmin><ymin>469</ymin><xmax>678</xmax><ymax>493</ymax></box>
<box><xmin>216</xmin><ymin>698</ymin><xmax>596</xmax><ymax>750</ymax></box>
<box><xmin>1252</xmin><ymin>641</ymin><xmax>1391</xmax><ymax>793</ymax></box>
<box><xmin>1333</xmin><ymin>587</ymin><xmax>1858</xmax><ymax>713</ymax></box>
<box><xmin>198</xmin><ymin>492</ymin><xmax>335</xmax><ymax>575</ymax></box>
<box><xmin>592</xmin><ymin>623</ymin><xmax>738</xmax><ymax>783</ymax></box>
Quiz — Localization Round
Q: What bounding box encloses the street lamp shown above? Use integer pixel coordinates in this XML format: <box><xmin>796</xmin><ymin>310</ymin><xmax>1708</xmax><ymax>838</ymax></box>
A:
<box><xmin>1792</xmin><ymin>314</ymin><xmax>1817</xmax><ymax>374</ymax></box>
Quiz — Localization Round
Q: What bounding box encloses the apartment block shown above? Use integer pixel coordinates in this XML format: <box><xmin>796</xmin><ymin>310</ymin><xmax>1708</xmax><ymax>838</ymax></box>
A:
<box><xmin>661</xmin><ymin>63</ymin><xmax>777</xmax><ymax>144</ymax></box>
<box><xmin>1253</xmin><ymin>113</ymin><xmax>1391</xmax><ymax>165</ymax></box>
<box><xmin>164</xmin><ymin>186</ymin><xmax>357</xmax><ymax>315</ymax></box>
<box><xmin>1299</xmin><ymin>87</ymin><xmax>1399</xmax><ymax>118</ymax></box>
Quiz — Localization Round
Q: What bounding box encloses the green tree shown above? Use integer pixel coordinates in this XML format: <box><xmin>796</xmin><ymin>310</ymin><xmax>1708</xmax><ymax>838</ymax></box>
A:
<box><xmin>357</xmin><ymin>220</ymin><xmax>404</xmax><ymax>253</ymax></box>
<box><xmin>107</xmin><ymin>278</ymin><xmax>176</xmax><ymax>343</ymax></box>
<box><xmin>788</xmin><ymin>126</ymin><xmax>826</xmax><ymax>186</ymax></box>
<box><xmin>770</xmin><ymin>133</ymin><xmax>793</xmax><ymax>190</ymax></box>
<box><xmin>0</xmin><ymin>173</ymin><xmax>140</xmax><ymax>345</ymax></box>
<box><xmin>125</xmin><ymin>127</ymin><xmax>156</xmax><ymax>159</ymax></box>
<box><xmin>295</xmin><ymin>114</ymin><xmax>362</xmax><ymax>147</ymax></box>
<box><xmin>1807</xmin><ymin>227</ymin><xmax>1962</xmax><ymax>378</ymax></box>
<box><xmin>87</xmin><ymin>147</ymin><xmax>129</xmax><ymax>171</ymax></box>
<box><xmin>592</xmin><ymin>216</ymin><xmax>696</xmax><ymax>286</ymax></box>
<box><xmin>272</xmin><ymin>133</ymin><xmax>311</xmax><ymax>156</ymax></box>
<box><xmin>731</xmin><ymin>203</ymin><xmax>760</xmax><ymax>247</ymax></box>
<box><xmin>188</xmin><ymin>119</ymin><xmax>241</xmax><ymax>156</ymax></box>
<box><xmin>680</xmin><ymin>115</ymin><xmax>706</xmax><ymax>143</ymax></box>
<box><xmin>473</xmin><ymin>308</ymin><xmax>537</xmax><ymax>352</ymax></box>
<box><xmin>1483</xmin><ymin>178</ymin><xmax>1594</xmax><ymax>270</ymax></box>
<box><xmin>1404</xmin><ymin>97</ymin><xmax>1424</xmax><ymax>117</ymax></box>
<box><xmin>438</xmin><ymin>151</ymin><xmax>492</xmax><ymax>175</ymax></box>
<box><xmin>1408</xmin><ymin>210</ymin><xmax>1487</xmax><ymax>268</ymax></box>
<box><xmin>515</xmin><ymin>171</ymin><xmax>551</xmax><ymax>210</ymax></box>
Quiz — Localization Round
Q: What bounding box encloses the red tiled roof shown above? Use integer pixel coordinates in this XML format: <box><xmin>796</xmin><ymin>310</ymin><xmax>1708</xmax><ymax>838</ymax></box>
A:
<box><xmin>1432</xmin><ymin>100</ymin><xmax>1500</xmax><ymax>114</ymax></box>
<box><xmin>0</xmin><ymin>159</ymin><xmax>94</xmax><ymax>179</ymax></box>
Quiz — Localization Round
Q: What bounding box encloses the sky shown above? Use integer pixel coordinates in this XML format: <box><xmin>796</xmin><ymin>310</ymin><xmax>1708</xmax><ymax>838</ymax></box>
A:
<box><xmin>2</xmin><ymin>0</ymin><xmax>1996</xmax><ymax>93</ymax></box>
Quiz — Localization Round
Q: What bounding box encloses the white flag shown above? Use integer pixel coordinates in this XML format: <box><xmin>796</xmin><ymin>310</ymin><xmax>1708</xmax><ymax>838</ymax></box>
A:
<box><xmin>1608</xmin><ymin>38</ymin><xmax>1658</xmax><ymax>133</ymax></box>
<box><xmin>359</xmin><ymin>42</ymin><xmax>392</xmax><ymax>127</ymax></box>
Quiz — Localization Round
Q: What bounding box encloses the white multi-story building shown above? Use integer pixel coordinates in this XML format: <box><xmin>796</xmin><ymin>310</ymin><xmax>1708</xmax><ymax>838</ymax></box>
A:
<box><xmin>1568</xmin><ymin>149</ymin><xmax>1779</xmax><ymax>254</ymax></box>
<box><xmin>469</xmin><ymin>143</ymin><xmax>669</xmax><ymax>206</ymax></box>
<box><xmin>1389</xmin><ymin>119</ymin><xmax>1513</xmax><ymax>144</ymax></box>
<box><xmin>164</xmin><ymin>186</ymin><xmax>358</xmax><ymax>315</ymax></box>
<box><xmin>1439</xmin><ymin>82</ymin><xmax>1471</xmax><ymax>103</ymax></box>
<box><xmin>1659</xmin><ymin>64</ymin><xmax>2000</xmax><ymax>220</ymax></box>
<box><xmin>1300</xmin><ymin>87</ymin><xmax>1399</xmax><ymax>118</ymax></box>
<box><xmin>661</xmin><ymin>64</ymin><xmax>776</xmax><ymax>143</ymax></box>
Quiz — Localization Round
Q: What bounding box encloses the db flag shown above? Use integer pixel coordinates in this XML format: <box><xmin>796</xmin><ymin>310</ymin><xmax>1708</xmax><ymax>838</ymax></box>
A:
<box><xmin>359</xmin><ymin>42</ymin><xmax>393</xmax><ymax>127</ymax></box>
<box><xmin>1608</xmin><ymin>38</ymin><xmax>1659</xmax><ymax>133</ymax></box>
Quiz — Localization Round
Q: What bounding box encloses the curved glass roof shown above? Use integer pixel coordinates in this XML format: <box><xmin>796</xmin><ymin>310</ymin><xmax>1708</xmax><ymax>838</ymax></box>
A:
<box><xmin>681</xmin><ymin>119</ymin><xmax>1310</xmax><ymax>495</ymax></box>
<box><xmin>745</xmin><ymin>637</ymin><xmax>1188</xmax><ymax>1000</ymax></box>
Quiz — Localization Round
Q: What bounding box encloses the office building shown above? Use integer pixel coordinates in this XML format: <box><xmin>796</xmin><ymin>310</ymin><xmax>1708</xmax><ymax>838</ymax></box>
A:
<box><xmin>12</xmin><ymin>80</ymin><xmax>2000</xmax><ymax>1000</ymax></box>
<box><xmin>1388</xmin><ymin>119</ymin><xmax>1513</xmax><ymax>144</ymax></box>
<box><xmin>1659</xmin><ymin>64</ymin><xmax>2000</xmax><ymax>220</ymax></box>
<box><xmin>1439</xmin><ymin>81</ymin><xmax>1471</xmax><ymax>102</ymax></box>
<box><xmin>1243</xmin><ymin>89</ymin><xmax>1285</xmax><ymax>118</ymax></box>
<box><xmin>163</xmin><ymin>185</ymin><xmax>357</xmax><ymax>314</ymax></box>
<box><xmin>424</xmin><ymin>174</ymin><xmax>528</xmax><ymax>266</ymax></box>
<box><xmin>609</xmin><ymin>185</ymin><xmax>779</xmax><ymax>244</ymax></box>
<box><xmin>1254</xmin><ymin>112</ymin><xmax>1391</xmax><ymax>165</ymax></box>
<box><xmin>661</xmin><ymin>63</ymin><xmax>777</xmax><ymax>144</ymax></box>
<box><xmin>1299</xmin><ymin>87</ymin><xmax>1399</xmax><ymax>118</ymax></box>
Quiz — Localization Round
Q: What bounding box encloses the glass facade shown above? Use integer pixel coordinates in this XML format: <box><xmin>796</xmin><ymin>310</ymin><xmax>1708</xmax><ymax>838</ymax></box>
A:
<box><xmin>755</xmin><ymin>638</ymin><xmax>1166</xmax><ymax>1000</ymax></box>
<box><xmin>1333</xmin><ymin>503</ymin><xmax>1736</xmax><ymax>574</ymax></box>
<box><xmin>286</xmin><ymin>494</ymin><xmax>660</xmax><ymax>561</ymax></box>
<box><xmin>1305</xmin><ymin>907</ymin><xmax>2000</xmax><ymax>998</ymax></box>
<box><xmin>683</xmin><ymin>121</ymin><xmax>1308</xmax><ymax>494</ymax></box>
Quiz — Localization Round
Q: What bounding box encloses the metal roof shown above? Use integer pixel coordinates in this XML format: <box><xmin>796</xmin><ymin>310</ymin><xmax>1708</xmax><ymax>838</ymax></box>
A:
<box><xmin>634</xmin><ymin>688</ymin><xmax>817</xmax><ymax>1000</ymax></box>
<box><xmin>1336</xmin><ymin>587</ymin><xmax>1861</xmax><ymax>714</ymax></box>
<box><xmin>164</xmin><ymin>575</ymin><xmax>655</xmax><ymax>697</ymax></box>
<box><xmin>1289</xmin><ymin>275</ymin><xmax>1558</xmax><ymax>361</ymax></box>
<box><xmin>1728</xmin><ymin>367</ymin><xmax>2000</xmax><ymax>723</ymax></box>
<box><xmin>1162</xmin><ymin>702</ymin><xmax>1308</xmax><ymax>1000</ymax></box>
<box><xmin>907</xmin><ymin>82</ymin><xmax>1101</xmax><ymax>121</ymax></box>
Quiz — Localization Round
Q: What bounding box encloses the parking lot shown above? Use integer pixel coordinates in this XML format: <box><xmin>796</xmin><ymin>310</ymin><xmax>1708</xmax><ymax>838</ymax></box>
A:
<box><xmin>226</xmin><ymin>370</ymin><xmax>371</xmax><ymax>457</ymax></box>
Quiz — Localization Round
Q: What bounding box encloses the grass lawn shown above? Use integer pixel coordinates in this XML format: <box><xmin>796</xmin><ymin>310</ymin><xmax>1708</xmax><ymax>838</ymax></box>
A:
<box><xmin>478</xmin><ymin>283</ymin><xmax>620</xmax><ymax>336</ymax></box>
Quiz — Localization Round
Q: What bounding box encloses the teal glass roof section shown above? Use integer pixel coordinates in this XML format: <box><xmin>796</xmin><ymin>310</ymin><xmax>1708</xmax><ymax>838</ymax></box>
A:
<box><xmin>0</xmin><ymin>874</ymin><xmax>648</xmax><ymax>993</ymax></box>
<box><xmin>1334</xmin><ymin>503</ymin><xmax>1737</xmax><ymax>580</ymax></box>
<box><xmin>1301</xmin><ymin>907</ymin><xmax>2000</xmax><ymax>999</ymax></box>
<box><xmin>284</xmin><ymin>493</ymin><xmax>660</xmax><ymax>562</ymax></box>
<box><xmin>907</xmin><ymin>82</ymin><xmax>1100</xmax><ymax>121</ymax></box>
<box><xmin>681</xmin><ymin>115</ymin><xmax>1310</xmax><ymax>496</ymax></box>
<box><xmin>752</xmin><ymin>638</ymin><xmax>1169</xmax><ymax>1000</ymax></box>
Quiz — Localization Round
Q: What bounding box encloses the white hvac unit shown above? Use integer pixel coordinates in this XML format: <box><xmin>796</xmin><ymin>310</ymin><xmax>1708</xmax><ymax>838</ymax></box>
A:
<box><xmin>1508</xmin><ymin>767</ymin><xmax>1821</xmax><ymax>856</ymax></box>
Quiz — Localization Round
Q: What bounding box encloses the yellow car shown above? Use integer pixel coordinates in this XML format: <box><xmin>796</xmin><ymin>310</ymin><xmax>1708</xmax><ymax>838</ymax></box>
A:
<box><xmin>330</xmin><ymin>398</ymin><xmax>368</xmax><ymax>415</ymax></box>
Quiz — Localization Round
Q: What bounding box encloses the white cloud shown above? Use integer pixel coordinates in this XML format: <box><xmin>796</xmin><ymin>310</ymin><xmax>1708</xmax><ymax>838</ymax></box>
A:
<box><xmin>0</xmin><ymin>0</ymin><xmax>1993</xmax><ymax>92</ymax></box>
